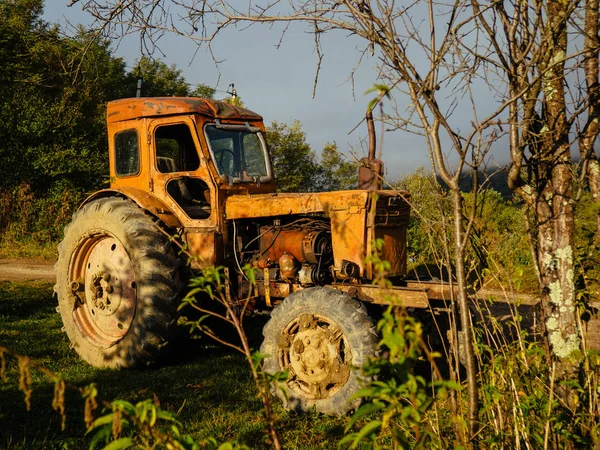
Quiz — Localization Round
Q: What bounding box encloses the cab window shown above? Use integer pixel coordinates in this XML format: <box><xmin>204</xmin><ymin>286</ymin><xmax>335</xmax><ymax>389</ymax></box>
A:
<box><xmin>155</xmin><ymin>124</ymin><xmax>200</xmax><ymax>173</ymax></box>
<box><xmin>115</xmin><ymin>129</ymin><xmax>139</xmax><ymax>177</ymax></box>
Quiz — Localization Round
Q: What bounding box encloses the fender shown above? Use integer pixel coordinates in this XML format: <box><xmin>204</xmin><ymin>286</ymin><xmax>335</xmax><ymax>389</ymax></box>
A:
<box><xmin>80</xmin><ymin>187</ymin><xmax>182</xmax><ymax>228</ymax></box>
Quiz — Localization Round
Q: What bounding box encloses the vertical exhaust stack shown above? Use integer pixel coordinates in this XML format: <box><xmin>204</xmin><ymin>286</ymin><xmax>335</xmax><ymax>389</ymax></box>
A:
<box><xmin>358</xmin><ymin>109</ymin><xmax>384</xmax><ymax>190</ymax></box>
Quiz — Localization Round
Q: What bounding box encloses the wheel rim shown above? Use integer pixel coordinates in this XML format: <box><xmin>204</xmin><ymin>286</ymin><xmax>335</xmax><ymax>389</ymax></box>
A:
<box><xmin>69</xmin><ymin>233</ymin><xmax>137</xmax><ymax>348</ymax></box>
<box><xmin>277</xmin><ymin>313</ymin><xmax>351</xmax><ymax>400</ymax></box>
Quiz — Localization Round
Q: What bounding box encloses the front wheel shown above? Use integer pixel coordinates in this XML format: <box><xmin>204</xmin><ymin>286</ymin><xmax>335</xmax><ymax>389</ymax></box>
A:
<box><xmin>260</xmin><ymin>287</ymin><xmax>377</xmax><ymax>416</ymax></box>
<box><xmin>55</xmin><ymin>197</ymin><xmax>181</xmax><ymax>368</ymax></box>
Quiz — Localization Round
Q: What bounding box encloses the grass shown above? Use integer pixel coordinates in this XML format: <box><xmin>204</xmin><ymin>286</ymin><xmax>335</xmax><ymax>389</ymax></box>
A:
<box><xmin>0</xmin><ymin>281</ymin><xmax>348</xmax><ymax>449</ymax></box>
<box><xmin>0</xmin><ymin>237</ymin><xmax>57</xmax><ymax>260</ymax></box>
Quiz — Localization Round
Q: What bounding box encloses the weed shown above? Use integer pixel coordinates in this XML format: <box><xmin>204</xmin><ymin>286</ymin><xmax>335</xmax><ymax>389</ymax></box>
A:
<box><xmin>0</xmin><ymin>280</ymin><xmax>346</xmax><ymax>449</ymax></box>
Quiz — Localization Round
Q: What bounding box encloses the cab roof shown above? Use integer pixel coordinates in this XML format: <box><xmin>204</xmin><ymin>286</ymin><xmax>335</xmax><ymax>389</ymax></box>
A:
<box><xmin>106</xmin><ymin>97</ymin><xmax>263</xmax><ymax>124</ymax></box>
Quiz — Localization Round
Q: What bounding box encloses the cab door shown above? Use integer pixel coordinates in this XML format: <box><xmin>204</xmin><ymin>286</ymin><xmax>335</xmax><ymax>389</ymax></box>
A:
<box><xmin>148</xmin><ymin>117</ymin><xmax>222</xmax><ymax>268</ymax></box>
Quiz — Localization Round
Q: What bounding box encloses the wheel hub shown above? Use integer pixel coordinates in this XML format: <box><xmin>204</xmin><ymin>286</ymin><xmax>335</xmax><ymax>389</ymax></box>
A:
<box><xmin>279</xmin><ymin>313</ymin><xmax>351</xmax><ymax>400</ymax></box>
<box><xmin>70</xmin><ymin>234</ymin><xmax>137</xmax><ymax>347</ymax></box>
<box><xmin>90</xmin><ymin>272</ymin><xmax>120</xmax><ymax>314</ymax></box>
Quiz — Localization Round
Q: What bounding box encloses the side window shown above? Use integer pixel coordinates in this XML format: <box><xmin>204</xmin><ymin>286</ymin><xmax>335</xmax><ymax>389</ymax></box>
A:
<box><xmin>155</xmin><ymin>124</ymin><xmax>200</xmax><ymax>173</ymax></box>
<box><xmin>115</xmin><ymin>129</ymin><xmax>139</xmax><ymax>177</ymax></box>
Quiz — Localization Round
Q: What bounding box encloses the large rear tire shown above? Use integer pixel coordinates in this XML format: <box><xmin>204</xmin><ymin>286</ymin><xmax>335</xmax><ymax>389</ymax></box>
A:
<box><xmin>55</xmin><ymin>197</ymin><xmax>181</xmax><ymax>368</ymax></box>
<box><xmin>260</xmin><ymin>287</ymin><xmax>377</xmax><ymax>416</ymax></box>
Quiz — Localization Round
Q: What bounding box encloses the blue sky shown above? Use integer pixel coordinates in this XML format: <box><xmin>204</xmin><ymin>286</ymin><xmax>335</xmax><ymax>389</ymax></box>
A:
<box><xmin>43</xmin><ymin>1</ymin><xmax>437</xmax><ymax>180</ymax></box>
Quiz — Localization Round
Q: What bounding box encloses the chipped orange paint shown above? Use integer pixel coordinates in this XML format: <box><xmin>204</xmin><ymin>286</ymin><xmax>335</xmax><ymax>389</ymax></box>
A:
<box><xmin>225</xmin><ymin>191</ymin><xmax>372</xmax><ymax>276</ymax></box>
<box><xmin>81</xmin><ymin>187</ymin><xmax>182</xmax><ymax>228</ymax></box>
<box><xmin>97</xmin><ymin>96</ymin><xmax>419</xmax><ymax>306</ymax></box>
<box><xmin>107</xmin><ymin>97</ymin><xmax>263</xmax><ymax>124</ymax></box>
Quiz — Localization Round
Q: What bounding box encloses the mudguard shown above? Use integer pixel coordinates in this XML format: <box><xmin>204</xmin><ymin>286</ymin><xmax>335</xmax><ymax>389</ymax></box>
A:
<box><xmin>80</xmin><ymin>187</ymin><xmax>182</xmax><ymax>228</ymax></box>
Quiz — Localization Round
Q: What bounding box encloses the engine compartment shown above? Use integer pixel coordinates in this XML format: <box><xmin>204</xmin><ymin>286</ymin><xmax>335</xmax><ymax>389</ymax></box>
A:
<box><xmin>230</xmin><ymin>217</ymin><xmax>334</xmax><ymax>292</ymax></box>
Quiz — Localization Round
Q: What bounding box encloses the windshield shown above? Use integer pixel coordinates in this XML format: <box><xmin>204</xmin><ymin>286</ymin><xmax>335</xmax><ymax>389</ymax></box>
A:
<box><xmin>204</xmin><ymin>124</ymin><xmax>271</xmax><ymax>183</ymax></box>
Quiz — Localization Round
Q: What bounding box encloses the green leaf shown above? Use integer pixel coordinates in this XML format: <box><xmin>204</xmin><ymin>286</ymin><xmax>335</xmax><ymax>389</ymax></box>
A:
<box><xmin>156</xmin><ymin>409</ymin><xmax>179</xmax><ymax>422</ymax></box>
<box><xmin>88</xmin><ymin>414</ymin><xmax>114</xmax><ymax>431</ymax></box>
<box><xmin>112</xmin><ymin>400</ymin><xmax>135</xmax><ymax>415</ymax></box>
<box><xmin>217</xmin><ymin>444</ymin><xmax>235</xmax><ymax>450</ymax></box>
<box><xmin>101</xmin><ymin>437</ymin><xmax>133</xmax><ymax>450</ymax></box>
<box><xmin>444</xmin><ymin>381</ymin><xmax>463</xmax><ymax>391</ymax></box>
<box><xmin>364</xmin><ymin>84</ymin><xmax>390</xmax><ymax>96</ymax></box>
<box><xmin>149</xmin><ymin>404</ymin><xmax>157</xmax><ymax>426</ymax></box>
<box><xmin>345</xmin><ymin>402</ymin><xmax>386</xmax><ymax>431</ymax></box>
<box><xmin>343</xmin><ymin>420</ymin><xmax>382</xmax><ymax>449</ymax></box>
<box><xmin>138</xmin><ymin>403</ymin><xmax>147</xmax><ymax>423</ymax></box>
<box><xmin>89</xmin><ymin>426</ymin><xmax>112</xmax><ymax>449</ymax></box>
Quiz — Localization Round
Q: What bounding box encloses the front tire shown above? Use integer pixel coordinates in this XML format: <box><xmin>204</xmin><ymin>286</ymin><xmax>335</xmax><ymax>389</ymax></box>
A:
<box><xmin>55</xmin><ymin>197</ymin><xmax>181</xmax><ymax>368</ymax></box>
<box><xmin>261</xmin><ymin>287</ymin><xmax>377</xmax><ymax>416</ymax></box>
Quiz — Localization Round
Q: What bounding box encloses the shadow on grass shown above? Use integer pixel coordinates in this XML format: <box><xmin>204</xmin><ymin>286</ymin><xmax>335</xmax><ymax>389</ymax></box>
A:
<box><xmin>0</xmin><ymin>281</ymin><xmax>347</xmax><ymax>450</ymax></box>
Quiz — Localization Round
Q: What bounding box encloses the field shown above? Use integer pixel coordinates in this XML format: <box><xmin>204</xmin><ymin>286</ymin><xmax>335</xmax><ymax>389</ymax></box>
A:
<box><xmin>0</xmin><ymin>280</ymin><xmax>347</xmax><ymax>449</ymax></box>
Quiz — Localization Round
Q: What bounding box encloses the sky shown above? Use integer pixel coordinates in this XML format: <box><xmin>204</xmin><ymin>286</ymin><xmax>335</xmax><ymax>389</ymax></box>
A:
<box><xmin>41</xmin><ymin>1</ymin><xmax>439</xmax><ymax>180</ymax></box>
<box><xmin>42</xmin><ymin>1</ymin><xmax>509</xmax><ymax>180</ymax></box>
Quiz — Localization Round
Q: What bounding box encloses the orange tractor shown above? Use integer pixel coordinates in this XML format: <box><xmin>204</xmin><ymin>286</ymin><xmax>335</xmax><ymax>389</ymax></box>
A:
<box><xmin>56</xmin><ymin>97</ymin><xmax>443</xmax><ymax>415</ymax></box>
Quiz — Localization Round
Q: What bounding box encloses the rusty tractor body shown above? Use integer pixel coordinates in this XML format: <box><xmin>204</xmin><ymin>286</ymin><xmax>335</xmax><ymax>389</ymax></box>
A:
<box><xmin>56</xmin><ymin>97</ymin><xmax>444</xmax><ymax>415</ymax></box>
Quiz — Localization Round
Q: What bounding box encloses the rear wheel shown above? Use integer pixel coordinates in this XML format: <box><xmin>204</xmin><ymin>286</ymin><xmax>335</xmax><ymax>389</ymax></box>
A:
<box><xmin>55</xmin><ymin>197</ymin><xmax>181</xmax><ymax>368</ymax></box>
<box><xmin>261</xmin><ymin>287</ymin><xmax>377</xmax><ymax>415</ymax></box>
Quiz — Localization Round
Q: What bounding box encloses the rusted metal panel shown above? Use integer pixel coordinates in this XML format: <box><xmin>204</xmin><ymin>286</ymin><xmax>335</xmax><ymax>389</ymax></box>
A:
<box><xmin>107</xmin><ymin>97</ymin><xmax>262</xmax><ymax>123</ymax></box>
<box><xmin>259</xmin><ymin>229</ymin><xmax>313</xmax><ymax>264</ymax></box>
<box><xmin>224</xmin><ymin>191</ymin><xmax>370</xmax><ymax>219</ymax></box>
<box><xmin>107</xmin><ymin>118</ymin><xmax>151</xmax><ymax>194</ymax></box>
<box><xmin>186</xmin><ymin>231</ymin><xmax>220</xmax><ymax>269</ymax></box>
<box><xmin>329</xmin><ymin>208</ymin><xmax>368</xmax><ymax>277</ymax></box>
<box><xmin>226</xmin><ymin>191</ymin><xmax>372</xmax><ymax>277</ymax></box>
<box><xmin>333</xmin><ymin>284</ymin><xmax>430</xmax><ymax>308</ymax></box>
<box><xmin>144</xmin><ymin>116</ymin><xmax>222</xmax><ymax>230</ymax></box>
<box><xmin>376</xmin><ymin>227</ymin><xmax>407</xmax><ymax>276</ymax></box>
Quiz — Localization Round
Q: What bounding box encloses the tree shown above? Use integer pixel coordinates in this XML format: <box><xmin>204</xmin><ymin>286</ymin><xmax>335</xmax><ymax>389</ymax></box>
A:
<box><xmin>190</xmin><ymin>83</ymin><xmax>215</xmax><ymax>99</ymax></box>
<box><xmin>266</xmin><ymin>121</ymin><xmax>321</xmax><ymax>193</ymax></box>
<box><xmin>468</xmin><ymin>2</ymin><xmax>599</xmax><ymax>381</ymax></box>
<box><xmin>0</xmin><ymin>0</ymin><xmax>216</xmax><ymax>242</ymax></box>
<box><xmin>70</xmin><ymin>0</ymin><xmax>600</xmax><ymax>441</ymax></box>
<box><xmin>319</xmin><ymin>142</ymin><xmax>357</xmax><ymax>191</ymax></box>
<box><xmin>127</xmin><ymin>56</ymin><xmax>192</xmax><ymax>97</ymax></box>
<box><xmin>0</xmin><ymin>1</ymin><xmax>119</xmax><ymax>193</ymax></box>
<box><xmin>265</xmin><ymin>123</ymin><xmax>356</xmax><ymax>192</ymax></box>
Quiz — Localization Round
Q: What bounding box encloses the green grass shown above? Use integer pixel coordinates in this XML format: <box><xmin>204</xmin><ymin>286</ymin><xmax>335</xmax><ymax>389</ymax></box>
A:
<box><xmin>0</xmin><ymin>281</ymin><xmax>348</xmax><ymax>449</ymax></box>
<box><xmin>0</xmin><ymin>237</ymin><xmax>57</xmax><ymax>260</ymax></box>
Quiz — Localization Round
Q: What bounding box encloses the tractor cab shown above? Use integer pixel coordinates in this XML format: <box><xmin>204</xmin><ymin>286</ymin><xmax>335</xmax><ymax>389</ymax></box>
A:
<box><xmin>106</xmin><ymin>96</ymin><xmax>276</xmax><ymax>221</ymax></box>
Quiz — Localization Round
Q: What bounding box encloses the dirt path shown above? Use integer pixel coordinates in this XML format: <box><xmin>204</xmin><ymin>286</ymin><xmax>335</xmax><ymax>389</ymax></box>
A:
<box><xmin>0</xmin><ymin>259</ymin><xmax>55</xmax><ymax>281</ymax></box>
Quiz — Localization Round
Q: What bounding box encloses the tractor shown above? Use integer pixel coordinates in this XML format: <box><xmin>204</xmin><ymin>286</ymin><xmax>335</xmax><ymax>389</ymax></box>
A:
<box><xmin>55</xmin><ymin>97</ymin><xmax>446</xmax><ymax>415</ymax></box>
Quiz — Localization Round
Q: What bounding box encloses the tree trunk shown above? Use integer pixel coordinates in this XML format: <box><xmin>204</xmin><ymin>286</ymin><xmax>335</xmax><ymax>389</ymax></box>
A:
<box><xmin>588</xmin><ymin>160</ymin><xmax>600</xmax><ymax>239</ymax></box>
<box><xmin>451</xmin><ymin>188</ymin><xmax>479</xmax><ymax>444</ymax></box>
<box><xmin>581</xmin><ymin>0</ymin><xmax>600</xmax><ymax>238</ymax></box>
<box><xmin>537</xmin><ymin>163</ymin><xmax>581</xmax><ymax>376</ymax></box>
<box><xmin>535</xmin><ymin>0</ymin><xmax>582</xmax><ymax>377</ymax></box>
